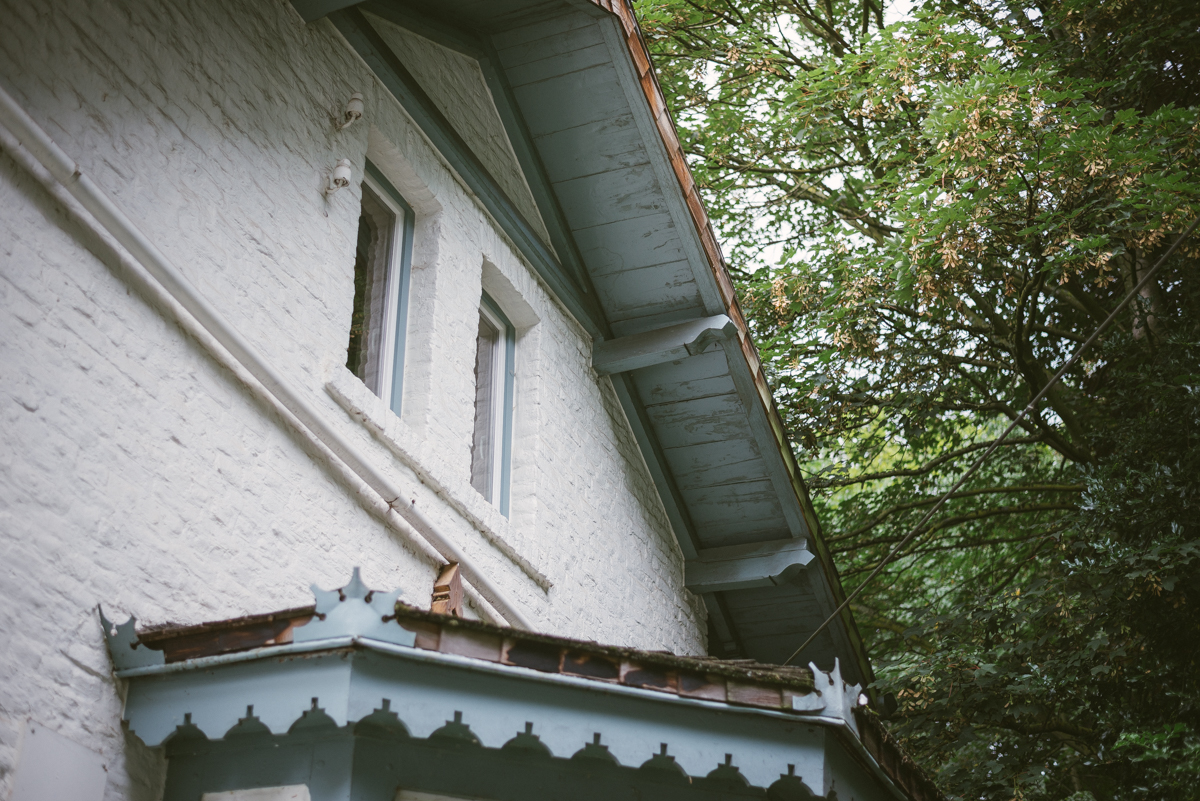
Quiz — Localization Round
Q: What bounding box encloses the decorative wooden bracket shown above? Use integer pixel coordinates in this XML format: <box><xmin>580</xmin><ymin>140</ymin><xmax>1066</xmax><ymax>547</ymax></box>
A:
<box><xmin>684</xmin><ymin>538</ymin><xmax>815</xmax><ymax>594</ymax></box>
<box><xmin>592</xmin><ymin>315</ymin><xmax>736</xmax><ymax>376</ymax></box>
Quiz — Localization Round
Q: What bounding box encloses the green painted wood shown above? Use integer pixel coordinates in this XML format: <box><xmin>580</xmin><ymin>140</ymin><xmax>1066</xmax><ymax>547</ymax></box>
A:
<box><xmin>592</xmin><ymin>315</ymin><xmax>733</xmax><ymax>376</ymax></box>
<box><xmin>661</xmin><ymin>437</ymin><xmax>765</xmax><ymax>478</ymax></box>
<box><xmin>505</xmin><ymin>42</ymin><xmax>613</xmax><ymax>87</ymax></box>
<box><xmin>511</xmin><ymin>65</ymin><xmax>630</xmax><ymax>136</ymax></box>
<box><xmin>673</xmin><ymin>455</ymin><xmax>772</xmax><ymax>491</ymax></box>
<box><xmin>681</xmin><ymin>478</ymin><xmax>784</xmax><ymax>524</ymax></box>
<box><xmin>552</xmin><ymin>163</ymin><xmax>666</xmax><ymax>229</ymax></box>
<box><xmin>641</xmin><ymin>372</ymin><xmax>739</xmax><ymax>408</ymax></box>
<box><xmin>489</xmin><ymin>8</ymin><xmax>599</xmax><ymax>51</ymax></box>
<box><xmin>591</xmin><ymin>261</ymin><xmax>703</xmax><ymax>320</ymax></box>
<box><xmin>493</xmin><ymin>16</ymin><xmax>604</xmax><ymax>67</ymax></box>
<box><xmin>631</xmin><ymin>350</ymin><xmax>736</xmax><ymax>404</ymax></box>
<box><xmin>686</xmin><ymin>538</ymin><xmax>814</xmax><ymax>594</ymax></box>
<box><xmin>533</xmin><ymin>114</ymin><xmax>649</xmax><ymax>183</ymax></box>
<box><xmin>645</xmin><ymin>393</ymin><xmax>756</xmax><ymax>450</ymax></box>
<box><xmin>571</xmin><ymin>211</ymin><xmax>686</xmax><ymax>277</ymax></box>
<box><xmin>717</xmin><ymin>340</ymin><xmax>811</xmax><ymax>539</ymax></box>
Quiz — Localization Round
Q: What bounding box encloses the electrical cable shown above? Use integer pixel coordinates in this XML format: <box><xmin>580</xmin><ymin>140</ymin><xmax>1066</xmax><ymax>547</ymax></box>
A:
<box><xmin>783</xmin><ymin>215</ymin><xmax>1200</xmax><ymax>667</ymax></box>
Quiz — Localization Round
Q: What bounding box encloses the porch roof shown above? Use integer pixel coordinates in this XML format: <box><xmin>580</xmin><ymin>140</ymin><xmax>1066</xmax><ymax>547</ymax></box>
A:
<box><xmin>103</xmin><ymin>571</ymin><xmax>941</xmax><ymax>801</ymax></box>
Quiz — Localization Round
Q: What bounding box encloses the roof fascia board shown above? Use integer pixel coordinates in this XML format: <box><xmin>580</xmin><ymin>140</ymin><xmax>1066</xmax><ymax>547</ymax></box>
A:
<box><xmin>588</xmin><ymin>0</ymin><xmax>877</xmax><ymax>684</ymax></box>
<box><xmin>327</xmin><ymin>6</ymin><xmax>608</xmax><ymax>338</ymax></box>
<box><xmin>593</xmin><ymin>6</ymin><xmax>820</xmax><ymax>543</ymax></box>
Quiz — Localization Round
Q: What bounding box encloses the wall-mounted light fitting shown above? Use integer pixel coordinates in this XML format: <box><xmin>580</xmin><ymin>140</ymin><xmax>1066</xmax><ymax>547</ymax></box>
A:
<box><xmin>338</xmin><ymin>92</ymin><xmax>364</xmax><ymax>130</ymax></box>
<box><xmin>325</xmin><ymin>158</ymin><xmax>353</xmax><ymax>197</ymax></box>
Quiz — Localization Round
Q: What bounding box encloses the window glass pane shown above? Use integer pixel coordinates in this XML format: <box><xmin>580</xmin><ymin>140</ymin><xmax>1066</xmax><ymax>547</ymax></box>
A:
<box><xmin>470</xmin><ymin>312</ymin><xmax>500</xmax><ymax>500</ymax></box>
<box><xmin>345</xmin><ymin>186</ymin><xmax>395</xmax><ymax>395</ymax></box>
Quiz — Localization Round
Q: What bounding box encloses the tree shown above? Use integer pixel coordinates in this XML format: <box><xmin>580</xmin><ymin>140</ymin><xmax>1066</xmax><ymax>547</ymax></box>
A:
<box><xmin>635</xmin><ymin>0</ymin><xmax>1200</xmax><ymax>797</ymax></box>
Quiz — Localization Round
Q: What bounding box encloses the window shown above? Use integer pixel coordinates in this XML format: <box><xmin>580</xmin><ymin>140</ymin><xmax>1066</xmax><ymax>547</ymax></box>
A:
<box><xmin>469</xmin><ymin>292</ymin><xmax>515</xmax><ymax>516</ymax></box>
<box><xmin>345</xmin><ymin>162</ymin><xmax>413</xmax><ymax>416</ymax></box>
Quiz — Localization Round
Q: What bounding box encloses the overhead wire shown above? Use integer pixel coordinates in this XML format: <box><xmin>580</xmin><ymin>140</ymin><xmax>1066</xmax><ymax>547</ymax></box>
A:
<box><xmin>783</xmin><ymin>215</ymin><xmax>1200</xmax><ymax>667</ymax></box>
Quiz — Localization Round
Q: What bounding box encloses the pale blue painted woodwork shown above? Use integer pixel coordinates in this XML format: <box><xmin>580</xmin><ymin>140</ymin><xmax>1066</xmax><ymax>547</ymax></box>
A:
<box><xmin>685</xmin><ymin>539</ymin><xmax>816</xmax><ymax>594</ymax></box>
<box><xmin>297</xmin><ymin>568</ymin><xmax>414</xmax><ymax>645</ymax></box>
<box><xmin>530</xmin><ymin>115</ymin><xmax>652</xmax><ymax>185</ymax></box>
<box><xmin>113</xmin><ymin>573</ymin><xmax>893</xmax><ymax>800</ymax></box>
<box><xmin>135</xmin><ymin>646</ymin><xmax>877</xmax><ymax>800</ymax></box>
<box><xmin>97</xmin><ymin>607</ymin><xmax>165</xmax><ymax>671</ymax></box>
<box><xmin>592</xmin><ymin>316</ymin><xmax>735</xmax><ymax>376</ymax></box>
<box><xmin>295</xmin><ymin>0</ymin><xmax>873</xmax><ymax>683</ymax></box>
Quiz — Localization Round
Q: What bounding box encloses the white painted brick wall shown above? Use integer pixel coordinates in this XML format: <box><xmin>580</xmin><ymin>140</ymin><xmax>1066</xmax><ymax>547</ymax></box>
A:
<box><xmin>0</xmin><ymin>0</ymin><xmax>706</xmax><ymax>798</ymax></box>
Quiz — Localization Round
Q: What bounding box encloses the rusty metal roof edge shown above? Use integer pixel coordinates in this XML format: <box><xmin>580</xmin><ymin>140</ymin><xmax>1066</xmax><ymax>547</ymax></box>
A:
<box><xmin>130</xmin><ymin>600</ymin><xmax>818</xmax><ymax>691</ymax></box>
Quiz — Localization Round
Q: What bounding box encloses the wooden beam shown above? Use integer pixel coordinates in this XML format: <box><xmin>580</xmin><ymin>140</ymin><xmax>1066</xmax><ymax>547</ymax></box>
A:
<box><xmin>685</xmin><ymin>539</ymin><xmax>815</xmax><ymax>594</ymax></box>
<box><xmin>592</xmin><ymin>315</ymin><xmax>734</xmax><ymax>375</ymax></box>
<box><xmin>431</xmin><ymin>563</ymin><xmax>464</xmax><ymax>617</ymax></box>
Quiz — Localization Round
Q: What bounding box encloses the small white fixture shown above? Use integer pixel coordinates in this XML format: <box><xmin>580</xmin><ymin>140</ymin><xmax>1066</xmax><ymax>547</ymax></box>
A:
<box><xmin>338</xmin><ymin>92</ymin><xmax>364</xmax><ymax>130</ymax></box>
<box><xmin>326</xmin><ymin>158</ymin><xmax>353</xmax><ymax>196</ymax></box>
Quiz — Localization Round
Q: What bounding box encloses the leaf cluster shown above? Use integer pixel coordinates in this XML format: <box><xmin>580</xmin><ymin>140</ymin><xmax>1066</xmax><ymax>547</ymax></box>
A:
<box><xmin>637</xmin><ymin>0</ymin><xmax>1200</xmax><ymax>797</ymax></box>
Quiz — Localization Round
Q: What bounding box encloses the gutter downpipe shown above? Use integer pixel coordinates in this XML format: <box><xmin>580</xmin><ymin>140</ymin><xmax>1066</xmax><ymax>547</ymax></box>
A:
<box><xmin>0</xmin><ymin>84</ymin><xmax>532</xmax><ymax>630</ymax></box>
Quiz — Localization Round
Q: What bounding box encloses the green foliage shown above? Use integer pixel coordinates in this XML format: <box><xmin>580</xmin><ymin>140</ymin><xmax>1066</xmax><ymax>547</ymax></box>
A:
<box><xmin>636</xmin><ymin>0</ymin><xmax>1200</xmax><ymax>797</ymax></box>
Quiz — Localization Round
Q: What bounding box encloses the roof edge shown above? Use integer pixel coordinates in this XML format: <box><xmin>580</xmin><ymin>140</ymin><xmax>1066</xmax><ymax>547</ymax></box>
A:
<box><xmin>586</xmin><ymin>0</ymin><xmax>874</xmax><ymax>686</ymax></box>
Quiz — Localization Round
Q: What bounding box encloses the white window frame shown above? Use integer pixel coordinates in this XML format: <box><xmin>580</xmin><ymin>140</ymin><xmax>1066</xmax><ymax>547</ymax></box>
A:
<box><xmin>363</xmin><ymin>172</ymin><xmax>408</xmax><ymax>413</ymax></box>
<box><xmin>471</xmin><ymin>292</ymin><xmax>515</xmax><ymax>516</ymax></box>
<box><xmin>347</xmin><ymin>162</ymin><xmax>413</xmax><ymax>417</ymax></box>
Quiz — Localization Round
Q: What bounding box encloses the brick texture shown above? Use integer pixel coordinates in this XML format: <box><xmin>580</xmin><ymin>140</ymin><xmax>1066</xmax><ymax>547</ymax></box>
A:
<box><xmin>0</xmin><ymin>0</ymin><xmax>706</xmax><ymax>798</ymax></box>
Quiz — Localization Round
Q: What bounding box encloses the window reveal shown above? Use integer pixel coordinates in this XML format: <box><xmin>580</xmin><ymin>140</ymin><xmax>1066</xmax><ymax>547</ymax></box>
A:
<box><xmin>469</xmin><ymin>293</ymin><xmax>515</xmax><ymax>516</ymax></box>
<box><xmin>345</xmin><ymin>164</ymin><xmax>413</xmax><ymax>416</ymax></box>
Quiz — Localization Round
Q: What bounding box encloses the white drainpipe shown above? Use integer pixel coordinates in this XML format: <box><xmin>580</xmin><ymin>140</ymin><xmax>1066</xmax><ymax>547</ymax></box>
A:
<box><xmin>0</xmin><ymin>83</ymin><xmax>532</xmax><ymax>630</ymax></box>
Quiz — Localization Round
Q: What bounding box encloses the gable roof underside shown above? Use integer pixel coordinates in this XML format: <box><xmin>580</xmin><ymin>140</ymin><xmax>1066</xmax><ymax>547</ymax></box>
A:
<box><xmin>298</xmin><ymin>0</ymin><xmax>872</xmax><ymax>684</ymax></box>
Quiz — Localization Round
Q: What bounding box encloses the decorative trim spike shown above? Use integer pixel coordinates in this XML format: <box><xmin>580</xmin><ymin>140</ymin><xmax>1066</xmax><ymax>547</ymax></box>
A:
<box><xmin>571</xmin><ymin>732</ymin><xmax>619</xmax><ymax>764</ymax></box>
<box><xmin>98</xmin><ymin>605</ymin><xmax>165</xmax><ymax>671</ymax></box>
<box><xmin>805</xmin><ymin>659</ymin><xmax>863</xmax><ymax>735</ymax></box>
<box><xmin>639</xmin><ymin>742</ymin><xmax>691</xmax><ymax>783</ymax></box>
<box><xmin>429</xmin><ymin>711</ymin><xmax>481</xmax><ymax>746</ymax></box>
<box><xmin>294</xmin><ymin>567</ymin><xmax>414</xmax><ymax>646</ymax></box>
<box><xmin>502</xmin><ymin>721</ymin><xmax>552</xmax><ymax>757</ymax></box>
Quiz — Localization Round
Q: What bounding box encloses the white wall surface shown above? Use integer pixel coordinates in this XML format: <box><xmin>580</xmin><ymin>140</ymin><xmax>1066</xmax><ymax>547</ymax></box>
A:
<box><xmin>0</xmin><ymin>0</ymin><xmax>705</xmax><ymax>798</ymax></box>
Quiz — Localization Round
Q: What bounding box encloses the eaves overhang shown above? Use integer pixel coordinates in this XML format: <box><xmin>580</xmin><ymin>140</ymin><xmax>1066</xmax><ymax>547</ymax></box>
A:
<box><xmin>293</xmin><ymin>0</ymin><xmax>872</xmax><ymax>682</ymax></box>
<box><xmin>102</xmin><ymin>571</ymin><xmax>943</xmax><ymax>801</ymax></box>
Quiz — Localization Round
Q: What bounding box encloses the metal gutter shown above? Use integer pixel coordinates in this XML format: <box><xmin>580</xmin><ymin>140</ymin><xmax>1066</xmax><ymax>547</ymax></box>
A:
<box><xmin>0</xmin><ymin>80</ymin><xmax>533</xmax><ymax>631</ymax></box>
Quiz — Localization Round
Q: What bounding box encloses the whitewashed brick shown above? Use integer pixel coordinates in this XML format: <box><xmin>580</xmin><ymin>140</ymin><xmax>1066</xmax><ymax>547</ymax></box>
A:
<box><xmin>0</xmin><ymin>0</ymin><xmax>707</xmax><ymax>798</ymax></box>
